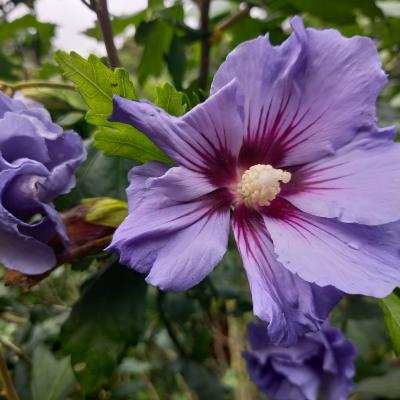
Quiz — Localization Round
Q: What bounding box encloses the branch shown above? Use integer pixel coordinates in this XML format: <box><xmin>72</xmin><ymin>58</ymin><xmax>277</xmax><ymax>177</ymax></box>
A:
<box><xmin>92</xmin><ymin>0</ymin><xmax>121</xmax><ymax>68</ymax></box>
<box><xmin>0</xmin><ymin>338</ymin><xmax>31</xmax><ymax>365</ymax></box>
<box><xmin>0</xmin><ymin>81</ymin><xmax>76</xmax><ymax>97</ymax></box>
<box><xmin>80</xmin><ymin>0</ymin><xmax>95</xmax><ymax>11</ymax></box>
<box><xmin>57</xmin><ymin>236</ymin><xmax>113</xmax><ymax>265</ymax></box>
<box><xmin>214</xmin><ymin>4</ymin><xmax>252</xmax><ymax>33</ymax></box>
<box><xmin>0</xmin><ymin>346</ymin><xmax>19</xmax><ymax>400</ymax></box>
<box><xmin>198</xmin><ymin>0</ymin><xmax>211</xmax><ymax>90</ymax></box>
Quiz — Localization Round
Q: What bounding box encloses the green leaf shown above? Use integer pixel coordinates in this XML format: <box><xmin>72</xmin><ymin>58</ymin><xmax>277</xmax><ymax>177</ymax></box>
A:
<box><xmin>22</xmin><ymin>88</ymin><xmax>87</xmax><ymax>115</ymax></box>
<box><xmin>59</xmin><ymin>263</ymin><xmax>147</xmax><ymax>394</ymax></box>
<box><xmin>355</xmin><ymin>369</ymin><xmax>400</xmax><ymax>399</ymax></box>
<box><xmin>135</xmin><ymin>19</ymin><xmax>174</xmax><ymax>84</ymax></box>
<box><xmin>155</xmin><ymin>82</ymin><xmax>187</xmax><ymax>116</ymax></box>
<box><xmin>54</xmin><ymin>51</ymin><xmax>136</xmax><ymax>125</ymax></box>
<box><xmin>31</xmin><ymin>346</ymin><xmax>76</xmax><ymax>400</ymax></box>
<box><xmin>56</xmin><ymin>51</ymin><xmax>171</xmax><ymax>164</ymax></box>
<box><xmin>0</xmin><ymin>50</ymin><xmax>19</xmax><ymax>80</ymax></box>
<box><xmin>56</xmin><ymin>111</ymin><xmax>84</xmax><ymax>127</ymax></box>
<box><xmin>149</xmin><ymin>0</ymin><xmax>164</xmax><ymax>7</ymax></box>
<box><xmin>94</xmin><ymin>124</ymin><xmax>172</xmax><ymax>164</ymax></box>
<box><xmin>380</xmin><ymin>289</ymin><xmax>400</xmax><ymax>354</ymax></box>
<box><xmin>0</xmin><ymin>14</ymin><xmax>55</xmax><ymax>59</ymax></box>
<box><xmin>37</xmin><ymin>62</ymin><xmax>61</xmax><ymax>79</ymax></box>
<box><xmin>166</xmin><ymin>35</ymin><xmax>187</xmax><ymax>90</ymax></box>
<box><xmin>82</xmin><ymin>197</ymin><xmax>128</xmax><ymax>228</ymax></box>
<box><xmin>0</xmin><ymin>14</ymin><xmax>55</xmax><ymax>41</ymax></box>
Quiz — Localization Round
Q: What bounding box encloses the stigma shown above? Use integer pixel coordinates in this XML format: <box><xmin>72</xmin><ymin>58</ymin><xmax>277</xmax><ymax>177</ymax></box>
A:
<box><xmin>237</xmin><ymin>164</ymin><xmax>291</xmax><ymax>207</ymax></box>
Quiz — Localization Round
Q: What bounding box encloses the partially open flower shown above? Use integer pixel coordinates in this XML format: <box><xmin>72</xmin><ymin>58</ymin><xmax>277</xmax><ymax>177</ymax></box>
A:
<box><xmin>0</xmin><ymin>93</ymin><xmax>86</xmax><ymax>274</ymax></box>
<box><xmin>108</xmin><ymin>17</ymin><xmax>400</xmax><ymax>345</ymax></box>
<box><xmin>244</xmin><ymin>322</ymin><xmax>356</xmax><ymax>400</ymax></box>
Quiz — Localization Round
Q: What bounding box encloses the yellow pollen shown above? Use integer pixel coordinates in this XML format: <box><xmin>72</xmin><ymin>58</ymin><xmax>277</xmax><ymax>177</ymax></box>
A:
<box><xmin>237</xmin><ymin>164</ymin><xmax>291</xmax><ymax>207</ymax></box>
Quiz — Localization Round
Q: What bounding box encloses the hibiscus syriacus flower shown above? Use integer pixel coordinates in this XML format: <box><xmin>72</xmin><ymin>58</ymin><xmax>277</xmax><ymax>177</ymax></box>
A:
<box><xmin>0</xmin><ymin>93</ymin><xmax>85</xmax><ymax>274</ymax></box>
<box><xmin>244</xmin><ymin>322</ymin><xmax>356</xmax><ymax>400</ymax></box>
<box><xmin>108</xmin><ymin>17</ymin><xmax>400</xmax><ymax>345</ymax></box>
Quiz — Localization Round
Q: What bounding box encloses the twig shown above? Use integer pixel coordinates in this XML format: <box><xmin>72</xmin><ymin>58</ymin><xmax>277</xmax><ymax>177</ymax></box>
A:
<box><xmin>197</xmin><ymin>2</ymin><xmax>251</xmax><ymax>88</ymax></box>
<box><xmin>57</xmin><ymin>235</ymin><xmax>113</xmax><ymax>265</ymax></box>
<box><xmin>12</xmin><ymin>81</ymin><xmax>75</xmax><ymax>91</ymax></box>
<box><xmin>198</xmin><ymin>0</ymin><xmax>211</xmax><ymax>89</ymax></box>
<box><xmin>80</xmin><ymin>0</ymin><xmax>95</xmax><ymax>11</ymax></box>
<box><xmin>0</xmin><ymin>346</ymin><xmax>19</xmax><ymax>400</ymax></box>
<box><xmin>0</xmin><ymin>338</ymin><xmax>31</xmax><ymax>365</ymax></box>
<box><xmin>214</xmin><ymin>4</ymin><xmax>252</xmax><ymax>32</ymax></box>
<box><xmin>0</xmin><ymin>80</ymin><xmax>76</xmax><ymax>96</ymax></box>
<box><xmin>210</xmin><ymin>315</ymin><xmax>229</xmax><ymax>371</ymax></box>
<box><xmin>92</xmin><ymin>0</ymin><xmax>121</xmax><ymax>68</ymax></box>
<box><xmin>0</xmin><ymin>313</ymin><xmax>27</xmax><ymax>325</ymax></box>
<box><xmin>209</xmin><ymin>4</ymin><xmax>252</xmax><ymax>46</ymax></box>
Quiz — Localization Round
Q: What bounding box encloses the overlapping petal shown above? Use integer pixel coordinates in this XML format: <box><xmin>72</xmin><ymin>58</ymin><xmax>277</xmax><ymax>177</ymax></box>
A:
<box><xmin>283</xmin><ymin>127</ymin><xmax>400</xmax><ymax>225</ymax></box>
<box><xmin>0</xmin><ymin>161</ymin><xmax>57</xmax><ymax>274</ymax></box>
<box><xmin>126</xmin><ymin>161</ymin><xmax>170</xmax><ymax>211</ymax></box>
<box><xmin>0</xmin><ymin>113</ymin><xmax>51</xmax><ymax>165</ymax></box>
<box><xmin>212</xmin><ymin>17</ymin><xmax>386</xmax><ymax>168</ymax></box>
<box><xmin>0</xmin><ymin>227</ymin><xmax>56</xmax><ymax>275</ymax></box>
<box><xmin>147</xmin><ymin>167</ymin><xmax>219</xmax><ymax>202</ymax></box>
<box><xmin>110</xmin><ymin>80</ymin><xmax>243</xmax><ymax>186</ymax></box>
<box><xmin>264</xmin><ymin>199</ymin><xmax>400</xmax><ymax>297</ymax></box>
<box><xmin>38</xmin><ymin>130</ymin><xmax>86</xmax><ymax>201</ymax></box>
<box><xmin>108</xmin><ymin>162</ymin><xmax>231</xmax><ymax>290</ymax></box>
<box><xmin>0</xmin><ymin>93</ymin><xmax>62</xmax><ymax>138</ymax></box>
<box><xmin>232</xmin><ymin>205</ymin><xmax>341</xmax><ymax>346</ymax></box>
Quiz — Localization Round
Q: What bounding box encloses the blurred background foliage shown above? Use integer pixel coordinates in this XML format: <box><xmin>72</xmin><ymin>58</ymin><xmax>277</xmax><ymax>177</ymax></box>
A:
<box><xmin>1</xmin><ymin>0</ymin><xmax>400</xmax><ymax>399</ymax></box>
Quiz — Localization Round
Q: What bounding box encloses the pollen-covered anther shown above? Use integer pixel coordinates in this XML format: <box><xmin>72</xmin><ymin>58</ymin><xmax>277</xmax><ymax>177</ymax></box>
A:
<box><xmin>237</xmin><ymin>164</ymin><xmax>291</xmax><ymax>207</ymax></box>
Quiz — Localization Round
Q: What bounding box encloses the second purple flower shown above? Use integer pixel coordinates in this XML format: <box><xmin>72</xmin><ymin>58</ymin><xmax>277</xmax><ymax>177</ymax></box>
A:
<box><xmin>0</xmin><ymin>93</ymin><xmax>86</xmax><ymax>275</ymax></box>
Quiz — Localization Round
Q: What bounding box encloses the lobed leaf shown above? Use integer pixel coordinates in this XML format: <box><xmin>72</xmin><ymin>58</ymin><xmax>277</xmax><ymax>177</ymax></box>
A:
<box><xmin>54</xmin><ymin>51</ymin><xmax>136</xmax><ymax>125</ymax></box>
<box><xmin>94</xmin><ymin>124</ymin><xmax>172</xmax><ymax>164</ymax></box>
<box><xmin>155</xmin><ymin>82</ymin><xmax>187</xmax><ymax>116</ymax></box>
<box><xmin>55</xmin><ymin>51</ymin><xmax>172</xmax><ymax>164</ymax></box>
<box><xmin>59</xmin><ymin>263</ymin><xmax>147</xmax><ymax>394</ymax></box>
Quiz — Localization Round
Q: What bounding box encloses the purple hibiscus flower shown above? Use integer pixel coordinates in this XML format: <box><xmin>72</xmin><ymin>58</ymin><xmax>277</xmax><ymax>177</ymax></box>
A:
<box><xmin>0</xmin><ymin>92</ymin><xmax>85</xmax><ymax>274</ymax></box>
<box><xmin>107</xmin><ymin>17</ymin><xmax>400</xmax><ymax>345</ymax></box>
<box><xmin>244</xmin><ymin>322</ymin><xmax>356</xmax><ymax>400</ymax></box>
